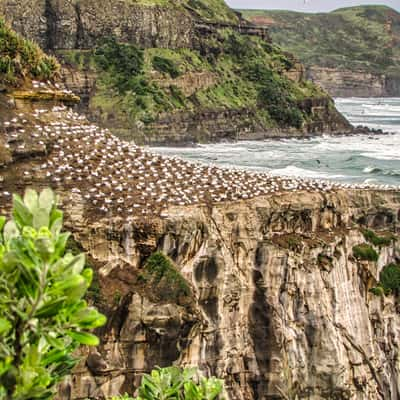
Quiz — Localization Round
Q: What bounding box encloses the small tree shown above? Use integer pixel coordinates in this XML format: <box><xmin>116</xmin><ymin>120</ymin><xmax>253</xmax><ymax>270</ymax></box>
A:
<box><xmin>0</xmin><ymin>188</ymin><xmax>106</xmax><ymax>399</ymax></box>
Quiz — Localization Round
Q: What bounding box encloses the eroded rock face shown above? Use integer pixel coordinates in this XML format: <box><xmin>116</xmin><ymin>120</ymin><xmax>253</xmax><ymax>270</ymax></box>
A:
<box><xmin>59</xmin><ymin>190</ymin><xmax>400</xmax><ymax>400</ymax></box>
<box><xmin>306</xmin><ymin>67</ymin><xmax>395</xmax><ymax>98</ymax></box>
<box><xmin>1</xmin><ymin>0</ymin><xmax>195</xmax><ymax>50</ymax></box>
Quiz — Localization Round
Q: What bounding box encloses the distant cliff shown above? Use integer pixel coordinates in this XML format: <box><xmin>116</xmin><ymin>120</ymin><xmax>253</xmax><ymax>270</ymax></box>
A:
<box><xmin>242</xmin><ymin>6</ymin><xmax>400</xmax><ymax>97</ymax></box>
<box><xmin>0</xmin><ymin>0</ymin><xmax>351</xmax><ymax>144</ymax></box>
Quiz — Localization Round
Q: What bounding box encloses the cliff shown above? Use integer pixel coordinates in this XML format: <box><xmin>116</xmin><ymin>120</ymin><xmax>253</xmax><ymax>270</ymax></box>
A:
<box><xmin>0</xmin><ymin>61</ymin><xmax>400</xmax><ymax>399</ymax></box>
<box><xmin>242</xmin><ymin>6</ymin><xmax>400</xmax><ymax>97</ymax></box>
<box><xmin>0</xmin><ymin>1</ymin><xmax>352</xmax><ymax>144</ymax></box>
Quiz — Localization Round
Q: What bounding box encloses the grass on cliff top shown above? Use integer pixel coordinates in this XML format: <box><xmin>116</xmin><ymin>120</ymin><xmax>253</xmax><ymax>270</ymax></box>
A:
<box><xmin>123</xmin><ymin>0</ymin><xmax>238</xmax><ymax>24</ymax></box>
<box><xmin>241</xmin><ymin>5</ymin><xmax>400</xmax><ymax>75</ymax></box>
<box><xmin>0</xmin><ymin>18</ymin><xmax>59</xmax><ymax>86</ymax></box>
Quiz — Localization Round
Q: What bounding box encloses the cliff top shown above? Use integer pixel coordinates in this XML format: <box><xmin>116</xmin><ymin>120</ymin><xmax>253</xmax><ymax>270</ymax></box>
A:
<box><xmin>240</xmin><ymin>5</ymin><xmax>400</xmax><ymax>76</ymax></box>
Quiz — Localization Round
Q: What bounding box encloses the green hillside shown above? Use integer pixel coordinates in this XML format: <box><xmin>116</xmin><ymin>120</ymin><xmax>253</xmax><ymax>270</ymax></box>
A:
<box><xmin>59</xmin><ymin>28</ymin><xmax>328</xmax><ymax>133</ymax></box>
<box><xmin>241</xmin><ymin>6</ymin><xmax>400</xmax><ymax>78</ymax></box>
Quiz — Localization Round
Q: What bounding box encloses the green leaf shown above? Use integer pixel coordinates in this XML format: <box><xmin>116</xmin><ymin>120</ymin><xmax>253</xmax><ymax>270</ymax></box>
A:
<box><xmin>0</xmin><ymin>216</ymin><xmax>6</xmax><ymax>232</ymax></box>
<box><xmin>65</xmin><ymin>254</ymin><xmax>86</xmax><ymax>275</ymax></box>
<box><xmin>33</xmin><ymin>208</ymin><xmax>50</xmax><ymax>230</ymax></box>
<box><xmin>67</xmin><ymin>331</ymin><xmax>99</xmax><ymax>346</ymax></box>
<box><xmin>50</xmin><ymin>217</ymin><xmax>63</xmax><ymax>238</ymax></box>
<box><xmin>35</xmin><ymin>297</ymin><xmax>66</xmax><ymax>318</ymax></box>
<box><xmin>3</xmin><ymin>220</ymin><xmax>19</xmax><ymax>242</ymax></box>
<box><xmin>23</xmin><ymin>189</ymin><xmax>39</xmax><ymax>213</ymax></box>
<box><xmin>39</xmin><ymin>188</ymin><xmax>55</xmax><ymax>213</ymax></box>
<box><xmin>35</xmin><ymin>237</ymin><xmax>55</xmax><ymax>259</ymax></box>
<box><xmin>52</xmin><ymin>232</ymin><xmax>70</xmax><ymax>261</ymax></box>
<box><xmin>0</xmin><ymin>318</ymin><xmax>11</xmax><ymax>335</ymax></box>
<box><xmin>71</xmin><ymin>307</ymin><xmax>107</xmax><ymax>329</ymax></box>
<box><xmin>13</xmin><ymin>194</ymin><xmax>33</xmax><ymax>227</ymax></box>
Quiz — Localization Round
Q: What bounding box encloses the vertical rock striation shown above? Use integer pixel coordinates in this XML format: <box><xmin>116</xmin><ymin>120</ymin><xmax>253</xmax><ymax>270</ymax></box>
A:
<box><xmin>60</xmin><ymin>190</ymin><xmax>400</xmax><ymax>400</ymax></box>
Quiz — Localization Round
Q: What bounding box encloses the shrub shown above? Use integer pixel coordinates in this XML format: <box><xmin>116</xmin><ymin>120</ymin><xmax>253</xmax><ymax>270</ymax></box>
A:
<box><xmin>352</xmin><ymin>244</ymin><xmax>379</xmax><ymax>262</ymax></box>
<box><xmin>110</xmin><ymin>366</ymin><xmax>224</xmax><ymax>400</ymax></box>
<box><xmin>0</xmin><ymin>18</ymin><xmax>59</xmax><ymax>85</ymax></box>
<box><xmin>94</xmin><ymin>37</ymin><xmax>144</xmax><ymax>93</ymax></box>
<box><xmin>245</xmin><ymin>63</ymin><xmax>304</xmax><ymax>128</ymax></box>
<box><xmin>369</xmin><ymin>286</ymin><xmax>385</xmax><ymax>297</ymax></box>
<box><xmin>0</xmin><ymin>188</ymin><xmax>106</xmax><ymax>399</ymax></box>
<box><xmin>152</xmin><ymin>56</ymin><xmax>180</xmax><ymax>79</ymax></box>
<box><xmin>379</xmin><ymin>263</ymin><xmax>400</xmax><ymax>295</ymax></box>
<box><xmin>362</xmin><ymin>229</ymin><xmax>396</xmax><ymax>247</ymax></box>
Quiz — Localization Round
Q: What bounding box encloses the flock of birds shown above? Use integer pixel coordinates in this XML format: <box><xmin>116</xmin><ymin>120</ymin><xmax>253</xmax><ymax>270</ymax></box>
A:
<box><xmin>1</xmin><ymin>101</ymin><xmax>399</xmax><ymax>220</ymax></box>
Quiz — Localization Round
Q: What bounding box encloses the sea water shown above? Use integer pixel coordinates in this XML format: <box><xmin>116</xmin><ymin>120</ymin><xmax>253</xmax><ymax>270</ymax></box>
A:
<box><xmin>150</xmin><ymin>98</ymin><xmax>400</xmax><ymax>185</ymax></box>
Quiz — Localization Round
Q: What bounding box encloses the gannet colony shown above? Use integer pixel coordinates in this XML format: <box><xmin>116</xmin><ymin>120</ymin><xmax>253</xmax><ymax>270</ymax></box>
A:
<box><xmin>1</xmin><ymin>97</ymin><xmax>399</xmax><ymax>219</ymax></box>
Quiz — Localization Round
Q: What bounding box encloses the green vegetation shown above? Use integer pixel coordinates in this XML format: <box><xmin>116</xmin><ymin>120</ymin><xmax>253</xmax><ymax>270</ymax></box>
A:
<box><xmin>139</xmin><ymin>252</ymin><xmax>192</xmax><ymax>303</ymax></box>
<box><xmin>379</xmin><ymin>263</ymin><xmax>400</xmax><ymax>295</ymax></box>
<box><xmin>0</xmin><ymin>188</ymin><xmax>106</xmax><ymax>399</ymax></box>
<box><xmin>370</xmin><ymin>263</ymin><xmax>400</xmax><ymax>296</ymax></box>
<box><xmin>362</xmin><ymin>229</ymin><xmax>396</xmax><ymax>247</ymax></box>
<box><xmin>152</xmin><ymin>55</ymin><xmax>180</xmax><ymax>78</ymax></box>
<box><xmin>241</xmin><ymin>6</ymin><xmax>400</xmax><ymax>76</ymax></box>
<box><xmin>353</xmin><ymin>244</ymin><xmax>379</xmax><ymax>262</ymax></box>
<box><xmin>110</xmin><ymin>366</ymin><xmax>224</xmax><ymax>400</ymax></box>
<box><xmin>76</xmin><ymin>27</ymin><xmax>328</xmax><ymax>130</ymax></box>
<box><xmin>0</xmin><ymin>18</ymin><xmax>59</xmax><ymax>85</ymax></box>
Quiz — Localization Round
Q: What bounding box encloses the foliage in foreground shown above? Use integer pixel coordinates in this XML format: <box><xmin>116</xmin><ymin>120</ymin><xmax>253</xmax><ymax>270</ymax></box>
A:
<box><xmin>0</xmin><ymin>19</ymin><xmax>59</xmax><ymax>85</ymax></box>
<box><xmin>110</xmin><ymin>366</ymin><xmax>224</xmax><ymax>400</ymax></box>
<box><xmin>0</xmin><ymin>188</ymin><xmax>106</xmax><ymax>399</ymax></box>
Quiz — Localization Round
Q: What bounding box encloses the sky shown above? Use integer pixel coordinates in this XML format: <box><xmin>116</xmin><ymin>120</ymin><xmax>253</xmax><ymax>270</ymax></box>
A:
<box><xmin>226</xmin><ymin>0</ymin><xmax>400</xmax><ymax>12</ymax></box>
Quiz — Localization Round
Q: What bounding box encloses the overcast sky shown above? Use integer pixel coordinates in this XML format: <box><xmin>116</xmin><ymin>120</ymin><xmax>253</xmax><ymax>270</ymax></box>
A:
<box><xmin>226</xmin><ymin>0</ymin><xmax>400</xmax><ymax>12</ymax></box>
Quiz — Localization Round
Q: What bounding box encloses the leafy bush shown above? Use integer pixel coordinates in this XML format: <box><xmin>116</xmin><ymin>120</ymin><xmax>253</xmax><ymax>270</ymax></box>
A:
<box><xmin>94</xmin><ymin>37</ymin><xmax>144</xmax><ymax>93</ymax></box>
<box><xmin>0</xmin><ymin>188</ymin><xmax>106</xmax><ymax>399</ymax></box>
<box><xmin>152</xmin><ymin>56</ymin><xmax>180</xmax><ymax>79</ymax></box>
<box><xmin>379</xmin><ymin>263</ymin><xmax>400</xmax><ymax>295</ymax></box>
<box><xmin>111</xmin><ymin>366</ymin><xmax>224</xmax><ymax>400</ymax></box>
<box><xmin>0</xmin><ymin>18</ymin><xmax>59</xmax><ymax>85</ymax></box>
<box><xmin>352</xmin><ymin>244</ymin><xmax>379</xmax><ymax>262</ymax></box>
<box><xmin>245</xmin><ymin>63</ymin><xmax>304</xmax><ymax>128</ymax></box>
<box><xmin>362</xmin><ymin>229</ymin><xmax>396</xmax><ymax>247</ymax></box>
<box><xmin>369</xmin><ymin>286</ymin><xmax>385</xmax><ymax>297</ymax></box>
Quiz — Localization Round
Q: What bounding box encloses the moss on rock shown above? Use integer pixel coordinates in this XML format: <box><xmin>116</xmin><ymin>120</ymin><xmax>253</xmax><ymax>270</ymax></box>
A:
<box><xmin>139</xmin><ymin>252</ymin><xmax>192</xmax><ymax>305</ymax></box>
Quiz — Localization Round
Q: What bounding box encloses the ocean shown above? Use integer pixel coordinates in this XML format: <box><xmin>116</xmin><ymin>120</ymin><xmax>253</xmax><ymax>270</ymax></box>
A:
<box><xmin>150</xmin><ymin>98</ymin><xmax>400</xmax><ymax>185</ymax></box>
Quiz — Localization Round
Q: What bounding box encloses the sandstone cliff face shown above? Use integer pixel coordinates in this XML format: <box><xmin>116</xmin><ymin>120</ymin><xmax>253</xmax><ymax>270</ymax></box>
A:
<box><xmin>306</xmin><ymin>67</ymin><xmax>395</xmax><ymax>98</ymax></box>
<box><xmin>60</xmin><ymin>190</ymin><xmax>400</xmax><ymax>400</ymax></box>
<box><xmin>1</xmin><ymin>0</ymin><xmax>195</xmax><ymax>50</ymax></box>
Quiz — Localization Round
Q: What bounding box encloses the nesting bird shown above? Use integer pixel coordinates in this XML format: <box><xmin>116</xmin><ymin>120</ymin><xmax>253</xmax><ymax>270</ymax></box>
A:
<box><xmin>1</xmin><ymin>105</ymin><xmax>399</xmax><ymax>220</ymax></box>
